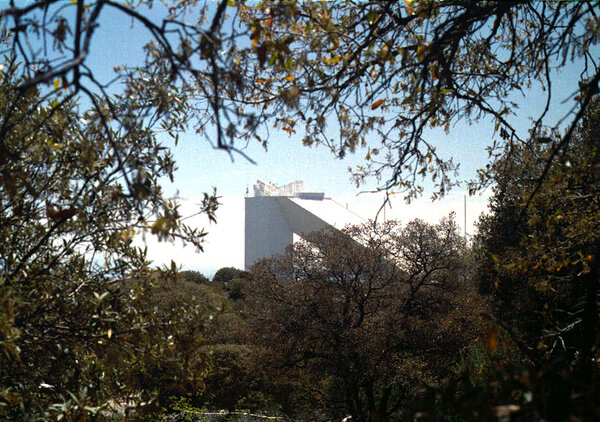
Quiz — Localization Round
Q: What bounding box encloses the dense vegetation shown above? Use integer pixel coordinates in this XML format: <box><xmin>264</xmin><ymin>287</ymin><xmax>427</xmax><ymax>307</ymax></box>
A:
<box><xmin>1</xmin><ymin>1</ymin><xmax>599</xmax><ymax>421</ymax></box>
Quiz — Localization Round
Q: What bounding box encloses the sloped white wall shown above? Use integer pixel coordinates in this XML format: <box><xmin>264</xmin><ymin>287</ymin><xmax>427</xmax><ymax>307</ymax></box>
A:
<box><xmin>244</xmin><ymin>196</ymin><xmax>333</xmax><ymax>269</ymax></box>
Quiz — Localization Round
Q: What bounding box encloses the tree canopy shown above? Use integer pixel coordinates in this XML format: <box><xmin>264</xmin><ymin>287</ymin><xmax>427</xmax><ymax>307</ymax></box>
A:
<box><xmin>247</xmin><ymin>219</ymin><xmax>485</xmax><ymax>421</ymax></box>
<box><xmin>237</xmin><ymin>1</ymin><xmax>600</xmax><ymax>199</ymax></box>
<box><xmin>1</xmin><ymin>1</ymin><xmax>599</xmax><ymax>198</ymax></box>
<box><xmin>212</xmin><ymin>266</ymin><xmax>245</xmax><ymax>284</ymax></box>
<box><xmin>0</xmin><ymin>37</ymin><xmax>216</xmax><ymax>420</ymax></box>
<box><xmin>465</xmin><ymin>98</ymin><xmax>600</xmax><ymax>421</ymax></box>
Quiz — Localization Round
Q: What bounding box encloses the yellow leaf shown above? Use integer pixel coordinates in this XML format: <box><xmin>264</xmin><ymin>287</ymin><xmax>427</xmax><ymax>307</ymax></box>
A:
<box><xmin>151</xmin><ymin>217</ymin><xmax>165</xmax><ymax>234</ymax></box>
<box><xmin>285</xmin><ymin>76</ymin><xmax>294</xmax><ymax>81</ymax></box>
<box><xmin>330</xmin><ymin>35</ymin><xmax>339</xmax><ymax>49</ymax></box>
<box><xmin>107</xmin><ymin>329</ymin><xmax>113</xmax><ymax>339</ymax></box>
<box><xmin>53</xmin><ymin>79</ymin><xmax>60</xmax><ymax>90</ymax></box>
<box><xmin>371</xmin><ymin>99</ymin><xmax>385</xmax><ymax>110</ymax></box>
<box><xmin>487</xmin><ymin>328</ymin><xmax>499</xmax><ymax>352</ymax></box>
<box><xmin>120</xmin><ymin>229</ymin><xmax>135</xmax><ymax>240</ymax></box>
<box><xmin>324</xmin><ymin>55</ymin><xmax>341</xmax><ymax>64</ymax></box>
<box><xmin>70</xmin><ymin>0</ymin><xmax>77</xmax><ymax>4</ymax></box>
<box><xmin>365</xmin><ymin>150</ymin><xmax>371</xmax><ymax>160</ymax></box>
<box><xmin>492</xmin><ymin>405</ymin><xmax>521</xmax><ymax>418</ymax></box>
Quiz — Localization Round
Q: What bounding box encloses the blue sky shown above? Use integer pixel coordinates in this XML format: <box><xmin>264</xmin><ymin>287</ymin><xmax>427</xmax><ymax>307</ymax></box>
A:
<box><xmin>1</xmin><ymin>1</ymin><xmax>591</xmax><ymax>275</ymax></box>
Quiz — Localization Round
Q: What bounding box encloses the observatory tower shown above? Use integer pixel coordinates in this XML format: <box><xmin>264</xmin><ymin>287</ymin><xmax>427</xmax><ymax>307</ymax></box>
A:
<box><xmin>244</xmin><ymin>180</ymin><xmax>363</xmax><ymax>269</ymax></box>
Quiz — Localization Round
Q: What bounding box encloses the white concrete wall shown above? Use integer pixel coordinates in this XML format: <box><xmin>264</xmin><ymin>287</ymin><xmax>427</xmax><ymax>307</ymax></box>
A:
<box><xmin>245</xmin><ymin>197</ymin><xmax>293</xmax><ymax>270</ymax></box>
<box><xmin>244</xmin><ymin>196</ymin><xmax>335</xmax><ymax>269</ymax></box>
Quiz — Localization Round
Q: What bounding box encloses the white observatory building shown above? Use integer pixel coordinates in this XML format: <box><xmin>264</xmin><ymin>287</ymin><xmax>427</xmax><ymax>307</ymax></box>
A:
<box><xmin>244</xmin><ymin>180</ymin><xmax>363</xmax><ymax>269</ymax></box>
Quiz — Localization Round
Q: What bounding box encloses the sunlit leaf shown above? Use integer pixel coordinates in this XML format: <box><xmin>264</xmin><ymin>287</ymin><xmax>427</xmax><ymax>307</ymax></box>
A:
<box><xmin>487</xmin><ymin>328</ymin><xmax>499</xmax><ymax>351</ymax></box>
<box><xmin>324</xmin><ymin>55</ymin><xmax>341</xmax><ymax>64</ymax></box>
<box><xmin>371</xmin><ymin>99</ymin><xmax>385</xmax><ymax>110</ymax></box>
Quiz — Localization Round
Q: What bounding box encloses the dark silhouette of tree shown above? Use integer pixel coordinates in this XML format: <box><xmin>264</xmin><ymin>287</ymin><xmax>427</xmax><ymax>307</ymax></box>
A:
<box><xmin>247</xmin><ymin>219</ymin><xmax>485</xmax><ymax>422</ymax></box>
<box><xmin>213</xmin><ymin>266</ymin><xmax>245</xmax><ymax>284</ymax></box>
<box><xmin>464</xmin><ymin>97</ymin><xmax>600</xmax><ymax>421</ymax></box>
<box><xmin>181</xmin><ymin>270</ymin><xmax>211</xmax><ymax>284</ymax></box>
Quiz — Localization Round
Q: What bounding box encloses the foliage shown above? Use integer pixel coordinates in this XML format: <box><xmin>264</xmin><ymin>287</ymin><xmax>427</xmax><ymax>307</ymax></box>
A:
<box><xmin>472</xmin><ymin>143</ymin><xmax>547</xmax><ymax>345</ymax></box>
<box><xmin>236</xmin><ymin>1</ymin><xmax>600</xmax><ymax>199</ymax></box>
<box><xmin>0</xmin><ymin>54</ymin><xmax>215</xmax><ymax>419</ymax></box>
<box><xmin>212</xmin><ymin>267</ymin><xmax>248</xmax><ymax>301</ymax></box>
<box><xmin>2</xmin><ymin>2</ymin><xmax>600</xmax><ymax>198</ymax></box>
<box><xmin>181</xmin><ymin>270</ymin><xmax>211</xmax><ymax>285</ymax></box>
<box><xmin>195</xmin><ymin>344</ymin><xmax>287</xmax><ymax>415</ymax></box>
<box><xmin>153</xmin><ymin>273</ymin><xmax>314</xmax><ymax>420</ymax></box>
<box><xmin>212</xmin><ymin>267</ymin><xmax>245</xmax><ymax>284</ymax></box>
<box><xmin>0</xmin><ymin>0</ymin><xmax>254</xmax><ymax>158</ymax></box>
<box><xmin>124</xmin><ymin>277</ymin><xmax>227</xmax><ymax>416</ymax></box>
<box><xmin>463</xmin><ymin>97</ymin><xmax>600</xmax><ymax>421</ymax></box>
<box><xmin>247</xmin><ymin>218</ymin><xmax>486</xmax><ymax>422</ymax></box>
